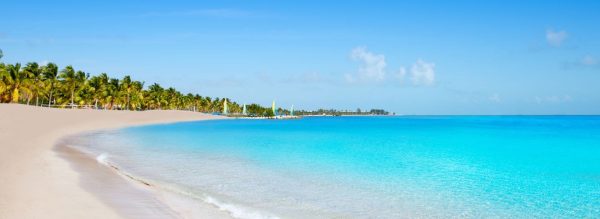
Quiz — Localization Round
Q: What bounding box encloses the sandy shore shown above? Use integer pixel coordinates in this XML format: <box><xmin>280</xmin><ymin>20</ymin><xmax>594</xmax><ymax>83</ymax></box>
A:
<box><xmin>0</xmin><ymin>104</ymin><xmax>231</xmax><ymax>219</ymax></box>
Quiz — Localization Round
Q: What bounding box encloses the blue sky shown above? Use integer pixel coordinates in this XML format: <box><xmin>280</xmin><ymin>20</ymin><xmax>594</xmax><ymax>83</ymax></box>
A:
<box><xmin>1</xmin><ymin>0</ymin><xmax>599</xmax><ymax>114</ymax></box>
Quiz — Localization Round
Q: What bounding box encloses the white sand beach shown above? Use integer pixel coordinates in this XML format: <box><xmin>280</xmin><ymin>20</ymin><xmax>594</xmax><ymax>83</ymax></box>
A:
<box><xmin>0</xmin><ymin>104</ymin><xmax>231</xmax><ymax>219</ymax></box>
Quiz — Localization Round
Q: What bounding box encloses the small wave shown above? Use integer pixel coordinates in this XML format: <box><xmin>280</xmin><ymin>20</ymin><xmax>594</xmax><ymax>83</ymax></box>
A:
<box><xmin>203</xmin><ymin>195</ymin><xmax>280</xmax><ymax>219</ymax></box>
<box><xmin>96</xmin><ymin>153</ymin><xmax>109</xmax><ymax>166</ymax></box>
<box><xmin>95</xmin><ymin>158</ymin><xmax>279</xmax><ymax>219</ymax></box>
<box><xmin>155</xmin><ymin>183</ymin><xmax>280</xmax><ymax>219</ymax></box>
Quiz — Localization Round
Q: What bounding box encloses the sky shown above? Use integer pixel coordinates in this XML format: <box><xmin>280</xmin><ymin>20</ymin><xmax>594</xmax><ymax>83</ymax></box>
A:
<box><xmin>1</xmin><ymin>0</ymin><xmax>599</xmax><ymax>114</ymax></box>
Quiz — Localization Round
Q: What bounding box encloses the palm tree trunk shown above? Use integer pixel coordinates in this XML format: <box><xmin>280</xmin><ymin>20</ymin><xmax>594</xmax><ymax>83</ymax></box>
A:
<box><xmin>71</xmin><ymin>90</ymin><xmax>74</xmax><ymax>108</ymax></box>
<box><xmin>12</xmin><ymin>87</ymin><xmax>20</xmax><ymax>103</ymax></box>
<box><xmin>48</xmin><ymin>89</ymin><xmax>53</xmax><ymax>107</ymax></box>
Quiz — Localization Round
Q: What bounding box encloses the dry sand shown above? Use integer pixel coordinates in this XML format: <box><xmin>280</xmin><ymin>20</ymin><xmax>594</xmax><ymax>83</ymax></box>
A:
<box><xmin>0</xmin><ymin>104</ymin><xmax>232</xmax><ymax>219</ymax></box>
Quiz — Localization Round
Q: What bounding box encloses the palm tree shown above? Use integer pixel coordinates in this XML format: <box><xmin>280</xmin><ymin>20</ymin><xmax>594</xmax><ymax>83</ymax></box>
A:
<box><xmin>23</xmin><ymin>62</ymin><xmax>43</xmax><ymax>105</ymax></box>
<box><xmin>147</xmin><ymin>83</ymin><xmax>165</xmax><ymax>109</ymax></box>
<box><xmin>42</xmin><ymin>63</ymin><xmax>59</xmax><ymax>107</ymax></box>
<box><xmin>5</xmin><ymin>63</ymin><xmax>32</xmax><ymax>103</ymax></box>
<box><xmin>0</xmin><ymin>63</ymin><xmax>8</xmax><ymax>102</ymax></box>
<box><xmin>129</xmin><ymin>80</ymin><xmax>144</xmax><ymax>110</ymax></box>
<box><xmin>58</xmin><ymin>66</ymin><xmax>87</xmax><ymax>108</ymax></box>
<box><xmin>119</xmin><ymin>75</ymin><xmax>134</xmax><ymax>110</ymax></box>
<box><xmin>88</xmin><ymin>74</ymin><xmax>107</xmax><ymax>109</ymax></box>
<box><xmin>104</xmin><ymin>78</ymin><xmax>119</xmax><ymax>109</ymax></box>
<box><xmin>0</xmin><ymin>60</ymin><xmax>279</xmax><ymax>115</ymax></box>
<box><xmin>203</xmin><ymin>96</ymin><xmax>212</xmax><ymax>112</ymax></box>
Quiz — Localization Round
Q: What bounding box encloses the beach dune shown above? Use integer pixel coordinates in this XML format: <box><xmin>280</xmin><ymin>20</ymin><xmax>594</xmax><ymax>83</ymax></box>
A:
<box><xmin>0</xmin><ymin>104</ymin><xmax>228</xmax><ymax>219</ymax></box>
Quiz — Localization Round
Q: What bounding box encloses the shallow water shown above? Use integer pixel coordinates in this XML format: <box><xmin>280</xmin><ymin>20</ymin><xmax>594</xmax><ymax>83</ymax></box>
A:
<box><xmin>68</xmin><ymin>116</ymin><xmax>600</xmax><ymax>218</ymax></box>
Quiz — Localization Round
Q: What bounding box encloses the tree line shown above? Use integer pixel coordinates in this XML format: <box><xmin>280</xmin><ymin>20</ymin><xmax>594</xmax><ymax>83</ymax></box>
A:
<box><xmin>0</xmin><ymin>60</ymin><xmax>276</xmax><ymax>115</ymax></box>
<box><xmin>295</xmin><ymin>108</ymin><xmax>390</xmax><ymax>116</ymax></box>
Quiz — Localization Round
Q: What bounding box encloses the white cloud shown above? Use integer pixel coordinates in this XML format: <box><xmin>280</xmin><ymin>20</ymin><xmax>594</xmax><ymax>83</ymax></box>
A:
<box><xmin>410</xmin><ymin>59</ymin><xmax>436</xmax><ymax>85</ymax></box>
<box><xmin>346</xmin><ymin>46</ymin><xmax>436</xmax><ymax>86</ymax></box>
<box><xmin>349</xmin><ymin>47</ymin><xmax>387</xmax><ymax>82</ymax></box>
<box><xmin>581</xmin><ymin>55</ymin><xmax>598</xmax><ymax>66</ymax></box>
<box><xmin>546</xmin><ymin>29</ymin><xmax>568</xmax><ymax>47</ymax></box>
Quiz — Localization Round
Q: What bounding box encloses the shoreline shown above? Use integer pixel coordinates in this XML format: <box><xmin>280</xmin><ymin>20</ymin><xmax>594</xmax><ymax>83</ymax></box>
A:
<box><xmin>0</xmin><ymin>104</ymin><xmax>229</xmax><ymax>219</ymax></box>
<box><xmin>60</xmin><ymin>131</ymin><xmax>282</xmax><ymax>219</ymax></box>
<box><xmin>56</xmin><ymin>138</ymin><xmax>235</xmax><ymax>219</ymax></box>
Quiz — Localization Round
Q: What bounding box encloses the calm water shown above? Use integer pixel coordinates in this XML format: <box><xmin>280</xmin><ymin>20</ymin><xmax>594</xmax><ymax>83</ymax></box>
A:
<box><xmin>70</xmin><ymin>116</ymin><xmax>600</xmax><ymax>218</ymax></box>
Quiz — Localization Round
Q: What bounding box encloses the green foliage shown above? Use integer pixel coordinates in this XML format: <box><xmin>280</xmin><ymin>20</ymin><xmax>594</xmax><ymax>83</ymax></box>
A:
<box><xmin>0</xmin><ymin>61</ymin><xmax>272</xmax><ymax>114</ymax></box>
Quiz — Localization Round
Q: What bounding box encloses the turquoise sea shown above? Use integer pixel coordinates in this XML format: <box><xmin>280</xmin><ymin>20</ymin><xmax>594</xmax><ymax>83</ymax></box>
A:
<box><xmin>70</xmin><ymin>116</ymin><xmax>600</xmax><ymax>218</ymax></box>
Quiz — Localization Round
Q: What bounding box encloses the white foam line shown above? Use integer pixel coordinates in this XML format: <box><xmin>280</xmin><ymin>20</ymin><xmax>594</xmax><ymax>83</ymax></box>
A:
<box><xmin>96</xmin><ymin>153</ymin><xmax>109</xmax><ymax>165</ymax></box>
<box><xmin>93</xmin><ymin>153</ymin><xmax>279</xmax><ymax>219</ymax></box>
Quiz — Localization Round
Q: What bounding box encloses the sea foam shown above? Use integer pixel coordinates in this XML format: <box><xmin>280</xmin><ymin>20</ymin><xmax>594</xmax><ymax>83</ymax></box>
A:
<box><xmin>96</xmin><ymin>153</ymin><xmax>109</xmax><ymax>165</ymax></box>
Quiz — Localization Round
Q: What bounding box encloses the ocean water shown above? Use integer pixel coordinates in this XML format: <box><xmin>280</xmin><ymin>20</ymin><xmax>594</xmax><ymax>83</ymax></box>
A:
<box><xmin>68</xmin><ymin>116</ymin><xmax>600</xmax><ymax>218</ymax></box>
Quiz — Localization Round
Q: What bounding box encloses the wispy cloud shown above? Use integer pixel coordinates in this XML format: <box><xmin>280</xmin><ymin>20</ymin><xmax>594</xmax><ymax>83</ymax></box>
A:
<box><xmin>546</xmin><ymin>29</ymin><xmax>568</xmax><ymax>47</ymax></box>
<box><xmin>409</xmin><ymin>59</ymin><xmax>436</xmax><ymax>86</ymax></box>
<box><xmin>140</xmin><ymin>9</ymin><xmax>253</xmax><ymax>18</ymax></box>
<box><xmin>347</xmin><ymin>47</ymin><xmax>387</xmax><ymax>82</ymax></box>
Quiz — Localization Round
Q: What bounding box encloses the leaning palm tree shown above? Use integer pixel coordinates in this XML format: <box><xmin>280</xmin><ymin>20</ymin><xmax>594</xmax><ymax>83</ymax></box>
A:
<box><xmin>58</xmin><ymin>66</ymin><xmax>87</xmax><ymax>108</ymax></box>
<box><xmin>42</xmin><ymin>63</ymin><xmax>59</xmax><ymax>107</ymax></box>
